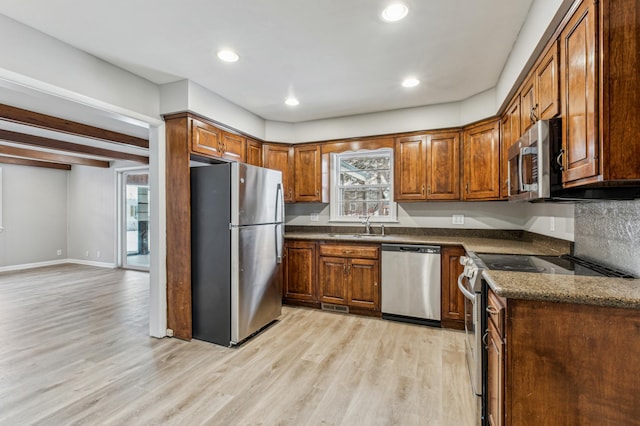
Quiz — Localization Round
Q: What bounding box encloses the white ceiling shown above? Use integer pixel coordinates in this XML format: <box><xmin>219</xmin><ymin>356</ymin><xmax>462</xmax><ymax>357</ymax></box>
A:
<box><xmin>0</xmin><ymin>0</ymin><xmax>533</xmax><ymax>123</ymax></box>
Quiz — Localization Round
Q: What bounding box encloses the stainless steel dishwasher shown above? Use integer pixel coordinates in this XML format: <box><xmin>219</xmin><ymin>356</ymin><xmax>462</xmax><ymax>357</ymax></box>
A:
<box><xmin>381</xmin><ymin>244</ymin><xmax>441</xmax><ymax>326</ymax></box>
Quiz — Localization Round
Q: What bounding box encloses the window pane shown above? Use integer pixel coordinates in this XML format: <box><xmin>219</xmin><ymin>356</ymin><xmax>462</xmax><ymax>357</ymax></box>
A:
<box><xmin>332</xmin><ymin>149</ymin><xmax>395</xmax><ymax>221</ymax></box>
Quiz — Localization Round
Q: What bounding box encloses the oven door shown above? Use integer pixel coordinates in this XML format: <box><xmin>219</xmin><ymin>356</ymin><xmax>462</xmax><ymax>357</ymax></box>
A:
<box><xmin>458</xmin><ymin>272</ymin><xmax>482</xmax><ymax>396</ymax></box>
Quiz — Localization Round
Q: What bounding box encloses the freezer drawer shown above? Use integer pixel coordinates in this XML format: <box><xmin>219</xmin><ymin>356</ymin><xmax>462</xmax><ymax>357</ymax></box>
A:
<box><xmin>381</xmin><ymin>244</ymin><xmax>441</xmax><ymax>324</ymax></box>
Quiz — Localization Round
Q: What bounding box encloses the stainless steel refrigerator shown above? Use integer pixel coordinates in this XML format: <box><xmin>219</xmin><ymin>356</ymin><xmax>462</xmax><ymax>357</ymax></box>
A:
<box><xmin>191</xmin><ymin>162</ymin><xmax>284</xmax><ymax>346</ymax></box>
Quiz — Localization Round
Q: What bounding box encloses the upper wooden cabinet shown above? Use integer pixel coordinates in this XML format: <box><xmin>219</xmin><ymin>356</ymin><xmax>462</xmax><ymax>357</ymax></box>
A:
<box><xmin>462</xmin><ymin>119</ymin><xmax>501</xmax><ymax>200</ymax></box>
<box><xmin>519</xmin><ymin>74</ymin><xmax>536</xmax><ymax>133</ymax></box>
<box><xmin>394</xmin><ymin>135</ymin><xmax>427</xmax><ymax>201</ymax></box>
<box><xmin>294</xmin><ymin>144</ymin><xmax>322</xmax><ymax>202</ymax></box>
<box><xmin>190</xmin><ymin>118</ymin><xmax>246</xmax><ymax>162</ymax></box>
<box><xmin>246</xmin><ymin>138</ymin><xmax>262</xmax><ymax>167</ymax></box>
<box><xmin>519</xmin><ymin>41</ymin><xmax>560</xmax><ymax>134</ymax></box>
<box><xmin>395</xmin><ymin>132</ymin><xmax>460</xmax><ymax>201</ymax></box>
<box><xmin>427</xmin><ymin>132</ymin><xmax>460</xmax><ymax>200</ymax></box>
<box><xmin>536</xmin><ymin>41</ymin><xmax>560</xmax><ymax>121</ymax></box>
<box><xmin>191</xmin><ymin>119</ymin><xmax>223</xmax><ymax>157</ymax></box>
<box><xmin>220</xmin><ymin>131</ymin><xmax>246</xmax><ymax>163</ymax></box>
<box><xmin>500</xmin><ymin>97</ymin><xmax>521</xmax><ymax>199</ymax></box>
<box><xmin>560</xmin><ymin>0</ymin><xmax>598</xmax><ymax>185</ymax></box>
<box><xmin>263</xmin><ymin>143</ymin><xmax>294</xmax><ymax>202</ymax></box>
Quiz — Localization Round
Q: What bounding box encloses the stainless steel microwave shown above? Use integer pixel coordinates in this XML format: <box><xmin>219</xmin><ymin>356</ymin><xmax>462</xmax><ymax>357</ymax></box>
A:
<box><xmin>507</xmin><ymin>118</ymin><xmax>562</xmax><ymax>201</ymax></box>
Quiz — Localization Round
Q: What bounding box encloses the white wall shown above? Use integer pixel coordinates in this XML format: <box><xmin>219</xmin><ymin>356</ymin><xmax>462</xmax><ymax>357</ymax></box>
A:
<box><xmin>495</xmin><ymin>0</ymin><xmax>573</xmax><ymax>109</ymax></box>
<box><xmin>66</xmin><ymin>161</ymin><xmax>139</xmax><ymax>265</ymax></box>
<box><xmin>523</xmin><ymin>202</ymin><xmax>574</xmax><ymax>241</ymax></box>
<box><xmin>286</xmin><ymin>201</ymin><xmax>527</xmax><ymax>230</ymax></box>
<box><xmin>0</xmin><ymin>164</ymin><xmax>68</xmax><ymax>267</ymax></box>
<box><xmin>160</xmin><ymin>80</ymin><xmax>266</xmax><ymax>140</ymax></box>
<box><xmin>0</xmin><ymin>14</ymin><xmax>160</xmax><ymax>121</ymax></box>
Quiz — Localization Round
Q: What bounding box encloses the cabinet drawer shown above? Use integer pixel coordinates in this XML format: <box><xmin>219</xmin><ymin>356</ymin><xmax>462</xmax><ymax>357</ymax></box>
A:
<box><xmin>319</xmin><ymin>244</ymin><xmax>379</xmax><ymax>259</ymax></box>
<box><xmin>487</xmin><ymin>289</ymin><xmax>506</xmax><ymax>337</ymax></box>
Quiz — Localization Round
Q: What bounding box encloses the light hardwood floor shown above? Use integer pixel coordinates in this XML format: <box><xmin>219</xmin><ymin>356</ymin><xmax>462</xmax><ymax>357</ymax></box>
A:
<box><xmin>0</xmin><ymin>264</ymin><xmax>479</xmax><ymax>425</ymax></box>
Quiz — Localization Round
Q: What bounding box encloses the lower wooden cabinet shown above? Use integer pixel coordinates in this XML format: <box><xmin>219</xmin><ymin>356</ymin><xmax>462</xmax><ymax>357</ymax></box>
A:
<box><xmin>487</xmin><ymin>287</ymin><xmax>640</xmax><ymax>424</ymax></box>
<box><xmin>318</xmin><ymin>243</ymin><xmax>380</xmax><ymax>313</ymax></box>
<box><xmin>440</xmin><ymin>245</ymin><xmax>466</xmax><ymax>330</ymax></box>
<box><xmin>283</xmin><ymin>239</ymin><xmax>381</xmax><ymax>315</ymax></box>
<box><xmin>486</xmin><ymin>288</ymin><xmax>506</xmax><ymax>426</ymax></box>
<box><xmin>283</xmin><ymin>240</ymin><xmax>317</xmax><ymax>303</ymax></box>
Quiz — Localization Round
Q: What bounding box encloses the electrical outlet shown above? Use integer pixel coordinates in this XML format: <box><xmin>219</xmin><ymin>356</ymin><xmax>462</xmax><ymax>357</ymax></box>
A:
<box><xmin>550</xmin><ymin>216</ymin><xmax>556</xmax><ymax>231</ymax></box>
<box><xmin>452</xmin><ymin>214</ymin><xmax>465</xmax><ymax>225</ymax></box>
<box><xmin>85</xmin><ymin>250</ymin><xmax>89</xmax><ymax>257</ymax></box>
<box><xmin>56</xmin><ymin>249</ymin><xmax>62</xmax><ymax>256</ymax></box>
<box><xmin>310</xmin><ymin>213</ymin><xmax>319</xmax><ymax>222</ymax></box>
<box><xmin>96</xmin><ymin>251</ymin><xmax>101</xmax><ymax>258</ymax></box>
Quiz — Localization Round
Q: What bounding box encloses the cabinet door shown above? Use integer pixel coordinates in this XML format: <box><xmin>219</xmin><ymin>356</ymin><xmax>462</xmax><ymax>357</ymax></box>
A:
<box><xmin>263</xmin><ymin>144</ymin><xmax>294</xmax><ymax>202</ymax></box>
<box><xmin>560</xmin><ymin>0</ymin><xmax>598</xmax><ymax>184</ymax></box>
<box><xmin>520</xmin><ymin>74</ymin><xmax>536</xmax><ymax>132</ymax></box>
<box><xmin>221</xmin><ymin>132</ymin><xmax>246</xmax><ymax>162</ymax></box>
<box><xmin>347</xmin><ymin>258</ymin><xmax>379</xmax><ymax>311</ymax></box>
<box><xmin>394</xmin><ymin>135</ymin><xmax>427</xmax><ymax>201</ymax></box>
<box><xmin>487</xmin><ymin>321</ymin><xmax>505</xmax><ymax>426</ymax></box>
<box><xmin>283</xmin><ymin>240</ymin><xmax>316</xmax><ymax>301</ymax></box>
<box><xmin>426</xmin><ymin>132</ymin><xmax>460</xmax><ymax>200</ymax></box>
<box><xmin>294</xmin><ymin>144</ymin><xmax>321</xmax><ymax>202</ymax></box>
<box><xmin>463</xmin><ymin>120</ymin><xmax>501</xmax><ymax>200</ymax></box>
<box><xmin>500</xmin><ymin>97</ymin><xmax>521</xmax><ymax>199</ymax></box>
<box><xmin>440</xmin><ymin>246</ymin><xmax>466</xmax><ymax>329</ymax></box>
<box><xmin>536</xmin><ymin>41</ymin><xmax>560</xmax><ymax>121</ymax></box>
<box><xmin>246</xmin><ymin>138</ymin><xmax>262</xmax><ymax>167</ymax></box>
<box><xmin>318</xmin><ymin>256</ymin><xmax>348</xmax><ymax>305</ymax></box>
<box><xmin>191</xmin><ymin>119</ymin><xmax>222</xmax><ymax>157</ymax></box>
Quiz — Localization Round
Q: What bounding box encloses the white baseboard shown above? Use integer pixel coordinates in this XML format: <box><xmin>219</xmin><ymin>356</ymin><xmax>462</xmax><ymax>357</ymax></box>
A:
<box><xmin>0</xmin><ymin>259</ymin><xmax>116</xmax><ymax>273</ymax></box>
<box><xmin>0</xmin><ymin>259</ymin><xmax>69</xmax><ymax>273</ymax></box>
<box><xmin>67</xmin><ymin>259</ymin><xmax>117</xmax><ymax>268</ymax></box>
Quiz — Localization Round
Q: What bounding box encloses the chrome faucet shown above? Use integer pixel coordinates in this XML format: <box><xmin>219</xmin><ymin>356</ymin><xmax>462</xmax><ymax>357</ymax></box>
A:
<box><xmin>362</xmin><ymin>215</ymin><xmax>372</xmax><ymax>234</ymax></box>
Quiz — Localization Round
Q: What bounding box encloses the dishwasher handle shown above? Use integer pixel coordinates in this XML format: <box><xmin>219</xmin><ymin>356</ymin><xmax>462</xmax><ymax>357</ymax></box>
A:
<box><xmin>457</xmin><ymin>273</ymin><xmax>476</xmax><ymax>301</ymax></box>
<box><xmin>399</xmin><ymin>246</ymin><xmax>421</xmax><ymax>252</ymax></box>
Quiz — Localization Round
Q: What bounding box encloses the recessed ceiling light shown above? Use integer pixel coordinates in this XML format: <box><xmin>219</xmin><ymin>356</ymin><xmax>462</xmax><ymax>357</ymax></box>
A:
<box><xmin>381</xmin><ymin>3</ymin><xmax>409</xmax><ymax>22</ymax></box>
<box><xmin>402</xmin><ymin>78</ymin><xmax>420</xmax><ymax>88</ymax></box>
<box><xmin>217</xmin><ymin>49</ymin><xmax>239</xmax><ymax>63</ymax></box>
<box><xmin>285</xmin><ymin>97</ymin><xmax>300</xmax><ymax>106</ymax></box>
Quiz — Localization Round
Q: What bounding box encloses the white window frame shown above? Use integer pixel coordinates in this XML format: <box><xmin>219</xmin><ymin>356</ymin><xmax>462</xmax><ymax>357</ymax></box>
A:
<box><xmin>329</xmin><ymin>148</ymin><xmax>397</xmax><ymax>223</ymax></box>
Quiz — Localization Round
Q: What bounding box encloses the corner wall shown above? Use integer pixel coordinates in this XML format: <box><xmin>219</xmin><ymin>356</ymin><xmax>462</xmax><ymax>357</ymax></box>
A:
<box><xmin>66</xmin><ymin>161</ymin><xmax>140</xmax><ymax>265</ymax></box>
<box><xmin>0</xmin><ymin>164</ymin><xmax>68</xmax><ymax>268</ymax></box>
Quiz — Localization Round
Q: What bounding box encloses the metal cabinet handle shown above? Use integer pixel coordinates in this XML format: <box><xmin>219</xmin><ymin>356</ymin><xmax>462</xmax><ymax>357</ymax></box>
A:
<box><xmin>343</xmin><ymin>250</ymin><xmax>353</xmax><ymax>254</ymax></box>
<box><xmin>422</xmin><ymin>184</ymin><xmax>425</xmax><ymax>196</ymax></box>
<box><xmin>465</xmin><ymin>183</ymin><xmax>469</xmax><ymax>194</ymax></box>
<box><xmin>487</xmin><ymin>306</ymin><xmax>499</xmax><ymax>315</ymax></box>
<box><xmin>427</xmin><ymin>184</ymin><xmax>431</xmax><ymax>195</ymax></box>
<box><xmin>482</xmin><ymin>331</ymin><xmax>489</xmax><ymax>349</ymax></box>
<box><xmin>556</xmin><ymin>149</ymin><xmax>564</xmax><ymax>171</ymax></box>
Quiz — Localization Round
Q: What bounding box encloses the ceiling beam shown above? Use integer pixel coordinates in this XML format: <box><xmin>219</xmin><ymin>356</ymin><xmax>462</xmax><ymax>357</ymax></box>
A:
<box><xmin>0</xmin><ymin>145</ymin><xmax>110</xmax><ymax>168</ymax></box>
<box><xmin>0</xmin><ymin>129</ymin><xmax>149</xmax><ymax>164</ymax></box>
<box><xmin>0</xmin><ymin>103</ymin><xmax>149</xmax><ymax>149</ymax></box>
<box><xmin>0</xmin><ymin>155</ymin><xmax>71</xmax><ymax>170</ymax></box>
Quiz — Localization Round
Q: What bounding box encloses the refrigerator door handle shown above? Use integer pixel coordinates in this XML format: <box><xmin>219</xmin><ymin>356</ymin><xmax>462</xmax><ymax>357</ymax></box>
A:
<box><xmin>275</xmin><ymin>224</ymin><xmax>283</xmax><ymax>264</ymax></box>
<box><xmin>275</xmin><ymin>182</ymin><xmax>285</xmax><ymax>223</ymax></box>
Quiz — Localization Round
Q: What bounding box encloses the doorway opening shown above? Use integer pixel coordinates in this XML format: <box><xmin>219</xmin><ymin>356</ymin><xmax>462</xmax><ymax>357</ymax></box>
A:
<box><xmin>120</xmin><ymin>169</ymin><xmax>150</xmax><ymax>270</ymax></box>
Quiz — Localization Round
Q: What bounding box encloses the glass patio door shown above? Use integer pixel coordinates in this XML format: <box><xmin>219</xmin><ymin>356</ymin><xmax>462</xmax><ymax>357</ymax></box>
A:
<box><xmin>122</xmin><ymin>170</ymin><xmax>150</xmax><ymax>270</ymax></box>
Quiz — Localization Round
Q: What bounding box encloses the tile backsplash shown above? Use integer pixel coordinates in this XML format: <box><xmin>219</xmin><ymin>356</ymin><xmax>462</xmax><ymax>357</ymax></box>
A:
<box><xmin>574</xmin><ymin>200</ymin><xmax>640</xmax><ymax>276</ymax></box>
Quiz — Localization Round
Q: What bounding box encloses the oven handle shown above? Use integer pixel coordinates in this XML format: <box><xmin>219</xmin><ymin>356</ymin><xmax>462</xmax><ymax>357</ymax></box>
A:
<box><xmin>457</xmin><ymin>273</ymin><xmax>476</xmax><ymax>301</ymax></box>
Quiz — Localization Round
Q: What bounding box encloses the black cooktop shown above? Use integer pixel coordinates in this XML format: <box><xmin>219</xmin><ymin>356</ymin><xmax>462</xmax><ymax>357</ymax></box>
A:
<box><xmin>475</xmin><ymin>253</ymin><xmax>635</xmax><ymax>278</ymax></box>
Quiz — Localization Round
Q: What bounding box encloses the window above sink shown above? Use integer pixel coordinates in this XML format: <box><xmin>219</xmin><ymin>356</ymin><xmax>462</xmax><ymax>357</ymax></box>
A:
<box><xmin>329</xmin><ymin>148</ymin><xmax>397</xmax><ymax>223</ymax></box>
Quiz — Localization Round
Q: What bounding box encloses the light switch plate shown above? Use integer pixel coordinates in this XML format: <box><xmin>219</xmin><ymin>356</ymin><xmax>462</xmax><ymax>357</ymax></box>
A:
<box><xmin>452</xmin><ymin>214</ymin><xmax>465</xmax><ymax>225</ymax></box>
<box><xmin>310</xmin><ymin>213</ymin><xmax>319</xmax><ymax>222</ymax></box>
